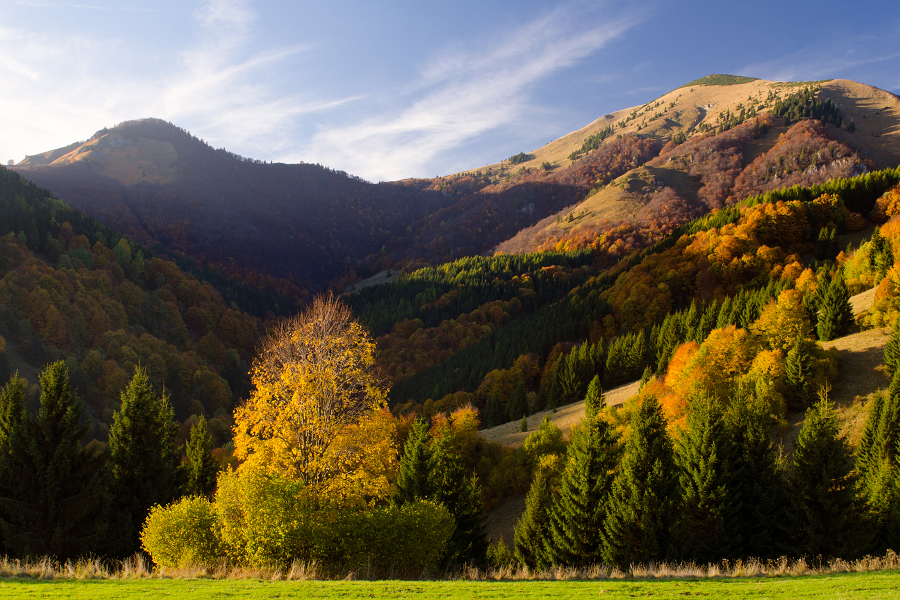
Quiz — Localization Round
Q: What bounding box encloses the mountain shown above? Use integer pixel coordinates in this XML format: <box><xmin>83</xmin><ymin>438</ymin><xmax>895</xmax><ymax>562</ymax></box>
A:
<box><xmin>12</xmin><ymin>119</ymin><xmax>454</xmax><ymax>294</ymax></box>
<box><xmin>0</xmin><ymin>165</ymin><xmax>264</xmax><ymax>447</ymax></box>
<box><xmin>12</xmin><ymin>77</ymin><xmax>900</xmax><ymax>296</ymax></box>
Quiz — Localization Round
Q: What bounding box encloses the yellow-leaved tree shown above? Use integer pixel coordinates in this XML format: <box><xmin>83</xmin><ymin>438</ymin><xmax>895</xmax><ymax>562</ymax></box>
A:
<box><xmin>233</xmin><ymin>295</ymin><xmax>396</xmax><ymax>506</ymax></box>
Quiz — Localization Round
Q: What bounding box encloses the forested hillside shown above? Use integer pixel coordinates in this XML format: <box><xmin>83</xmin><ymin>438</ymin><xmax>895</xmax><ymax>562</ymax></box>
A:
<box><xmin>0</xmin><ymin>165</ymin><xmax>262</xmax><ymax>448</ymax></box>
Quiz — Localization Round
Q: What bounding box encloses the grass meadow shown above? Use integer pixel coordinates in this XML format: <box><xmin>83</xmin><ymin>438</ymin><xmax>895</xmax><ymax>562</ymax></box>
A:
<box><xmin>2</xmin><ymin>554</ymin><xmax>900</xmax><ymax>599</ymax></box>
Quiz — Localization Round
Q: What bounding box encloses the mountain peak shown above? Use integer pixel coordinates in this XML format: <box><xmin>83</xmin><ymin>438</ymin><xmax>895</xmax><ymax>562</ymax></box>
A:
<box><xmin>679</xmin><ymin>74</ymin><xmax>760</xmax><ymax>88</ymax></box>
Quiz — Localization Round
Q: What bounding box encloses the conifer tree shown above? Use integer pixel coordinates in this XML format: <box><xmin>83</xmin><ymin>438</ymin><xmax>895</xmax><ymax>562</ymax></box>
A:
<box><xmin>727</xmin><ymin>397</ymin><xmax>789</xmax><ymax>559</ymax></box>
<box><xmin>184</xmin><ymin>415</ymin><xmax>219</xmax><ymax>498</ymax></box>
<box><xmin>514</xmin><ymin>456</ymin><xmax>563</xmax><ymax>570</ymax></box>
<box><xmin>716</xmin><ymin>297</ymin><xmax>734</xmax><ymax>329</ymax></box>
<box><xmin>106</xmin><ymin>367</ymin><xmax>180</xmax><ymax>556</ymax></box>
<box><xmin>508</xmin><ymin>380</ymin><xmax>528</xmax><ymax>422</ymax></box>
<box><xmin>483</xmin><ymin>391</ymin><xmax>503</xmax><ymax>428</ymax></box>
<box><xmin>676</xmin><ymin>397</ymin><xmax>741</xmax><ymax>562</ymax></box>
<box><xmin>0</xmin><ymin>362</ymin><xmax>106</xmax><ymax>560</ymax></box>
<box><xmin>584</xmin><ymin>375</ymin><xmax>604</xmax><ymax>420</ymax></box>
<box><xmin>394</xmin><ymin>419</ymin><xmax>433</xmax><ymax>504</ymax></box>
<box><xmin>816</xmin><ymin>270</ymin><xmax>853</xmax><ymax>341</ymax></box>
<box><xmin>857</xmin><ymin>375</ymin><xmax>900</xmax><ymax>552</ymax></box>
<box><xmin>0</xmin><ymin>375</ymin><xmax>27</xmax><ymax>552</ymax></box>
<box><xmin>397</xmin><ymin>424</ymin><xmax>488</xmax><ymax>567</ymax></box>
<box><xmin>884</xmin><ymin>318</ymin><xmax>900</xmax><ymax>379</ymax></box>
<box><xmin>604</xmin><ymin>338</ymin><xmax>627</xmax><ymax>386</ymax></box>
<box><xmin>789</xmin><ymin>399</ymin><xmax>867</xmax><ymax>559</ymax></box>
<box><xmin>785</xmin><ymin>335</ymin><xmax>812</xmax><ymax>409</ymax></box>
<box><xmin>601</xmin><ymin>396</ymin><xmax>680</xmax><ymax>567</ymax></box>
<box><xmin>428</xmin><ymin>435</ymin><xmax>489</xmax><ymax>567</ymax></box>
<box><xmin>545</xmin><ymin>407</ymin><xmax>619</xmax><ymax>565</ymax></box>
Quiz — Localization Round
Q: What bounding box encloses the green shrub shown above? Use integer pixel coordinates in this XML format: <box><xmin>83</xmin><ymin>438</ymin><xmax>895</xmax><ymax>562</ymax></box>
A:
<box><xmin>141</xmin><ymin>496</ymin><xmax>222</xmax><ymax>568</ymax></box>
<box><xmin>215</xmin><ymin>465</ymin><xmax>317</xmax><ymax>567</ymax></box>
<box><xmin>331</xmin><ymin>500</ymin><xmax>454</xmax><ymax>576</ymax></box>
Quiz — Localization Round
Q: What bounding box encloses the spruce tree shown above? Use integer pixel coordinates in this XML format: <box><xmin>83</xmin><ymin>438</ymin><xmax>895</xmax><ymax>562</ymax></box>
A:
<box><xmin>428</xmin><ymin>435</ymin><xmax>489</xmax><ymax>567</ymax></box>
<box><xmin>676</xmin><ymin>398</ymin><xmax>742</xmax><ymax>562</ymax></box>
<box><xmin>789</xmin><ymin>400</ymin><xmax>867</xmax><ymax>559</ymax></box>
<box><xmin>884</xmin><ymin>318</ymin><xmax>900</xmax><ymax>379</ymax></box>
<box><xmin>394</xmin><ymin>419</ymin><xmax>433</xmax><ymax>504</ymax></box>
<box><xmin>184</xmin><ymin>415</ymin><xmax>219</xmax><ymax>498</ymax></box>
<box><xmin>0</xmin><ymin>362</ymin><xmax>106</xmax><ymax>560</ymax></box>
<box><xmin>785</xmin><ymin>335</ymin><xmax>812</xmax><ymax>409</ymax></box>
<box><xmin>584</xmin><ymin>375</ymin><xmax>604</xmax><ymax>420</ymax></box>
<box><xmin>508</xmin><ymin>381</ymin><xmax>528</xmax><ymax>422</ymax></box>
<box><xmin>483</xmin><ymin>391</ymin><xmax>502</xmax><ymax>428</ymax></box>
<box><xmin>545</xmin><ymin>409</ymin><xmax>619</xmax><ymax>565</ymax></box>
<box><xmin>716</xmin><ymin>297</ymin><xmax>734</xmax><ymax>329</ymax></box>
<box><xmin>726</xmin><ymin>398</ymin><xmax>790</xmax><ymax>559</ymax></box>
<box><xmin>0</xmin><ymin>375</ymin><xmax>27</xmax><ymax>552</ymax></box>
<box><xmin>601</xmin><ymin>396</ymin><xmax>680</xmax><ymax>567</ymax></box>
<box><xmin>816</xmin><ymin>270</ymin><xmax>853</xmax><ymax>341</ymax></box>
<box><xmin>514</xmin><ymin>457</ymin><xmax>562</xmax><ymax>570</ymax></box>
<box><xmin>106</xmin><ymin>367</ymin><xmax>180</xmax><ymax>556</ymax></box>
<box><xmin>604</xmin><ymin>338</ymin><xmax>627</xmax><ymax>386</ymax></box>
<box><xmin>857</xmin><ymin>375</ymin><xmax>900</xmax><ymax>552</ymax></box>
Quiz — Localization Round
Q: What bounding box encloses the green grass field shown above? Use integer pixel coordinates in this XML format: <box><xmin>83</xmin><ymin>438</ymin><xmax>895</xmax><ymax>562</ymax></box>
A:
<box><xmin>2</xmin><ymin>571</ymin><xmax>900</xmax><ymax>600</ymax></box>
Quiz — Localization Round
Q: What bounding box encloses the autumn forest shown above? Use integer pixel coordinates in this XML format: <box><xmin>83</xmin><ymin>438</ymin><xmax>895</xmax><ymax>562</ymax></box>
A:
<box><xmin>3</xmin><ymin>78</ymin><xmax>900</xmax><ymax>575</ymax></box>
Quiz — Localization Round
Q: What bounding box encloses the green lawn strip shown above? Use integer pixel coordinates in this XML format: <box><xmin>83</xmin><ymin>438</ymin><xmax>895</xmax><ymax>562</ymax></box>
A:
<box><xmin>1</xmin><ymin>571</ymin><xmax>900</xmax><ymax>600</ymax></box>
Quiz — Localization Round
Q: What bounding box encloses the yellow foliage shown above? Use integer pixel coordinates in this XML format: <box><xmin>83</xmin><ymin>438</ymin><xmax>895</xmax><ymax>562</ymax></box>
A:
<box><xmin>233</xmin><ymin>296</ymin><xmax>396</xmax><ymax>506</ymax></box>
<box><xmin>751</xmin><ymin>289</ymin><xmax>813</xmax><ymax>352</ymax></box>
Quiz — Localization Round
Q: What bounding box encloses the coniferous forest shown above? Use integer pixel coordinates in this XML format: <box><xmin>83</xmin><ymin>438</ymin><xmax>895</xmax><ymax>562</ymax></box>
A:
<box><xmin>3</xmin><ymin>80</ymin><xmax>900</xmax><ymax>576</ymax></box>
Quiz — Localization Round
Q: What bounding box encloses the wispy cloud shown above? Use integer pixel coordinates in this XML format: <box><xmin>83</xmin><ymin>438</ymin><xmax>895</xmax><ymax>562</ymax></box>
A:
<box><xmin>0</xmin><ymin>0</ymin><xmax>347</xmax><ymax>162</ymax></box>
<box><xmin>739</xmin><ymin>32</ymin><xmax>900</xmax><ymax>85</ymax></box>
<box><xmin>305</xmin><ymin>2</ymin><xmax>644</xmax><ymax>181</ymax></box>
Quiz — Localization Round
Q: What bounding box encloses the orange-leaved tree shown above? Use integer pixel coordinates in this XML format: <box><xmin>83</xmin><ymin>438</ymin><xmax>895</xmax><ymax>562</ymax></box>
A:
<box><xmin>233</xmin><ymin>295</ymin><xmax>396</xmax><ymax>505</ymax></box>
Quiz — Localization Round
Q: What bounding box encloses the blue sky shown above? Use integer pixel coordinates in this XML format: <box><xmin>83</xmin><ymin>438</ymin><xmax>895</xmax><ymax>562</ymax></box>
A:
<box><xmin>1</xmin><ymin>0</ymin><xmax>898</xmax><ymax>181</ymax></box>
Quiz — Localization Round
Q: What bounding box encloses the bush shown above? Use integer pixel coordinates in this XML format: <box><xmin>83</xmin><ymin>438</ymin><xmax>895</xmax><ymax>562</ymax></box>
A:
<box><xmin>214</xmin><ymin>463</ymin><xmax>316</xmax><ymax>567</ymax></box>
<box><xmin>141</xmin><ymin>496</ymin><xmax>222</xmax><ymax>568</ymax></box>
<box><xmin>331</xmin><ymin>501</ymin><xmax>454</xmax><ymax>576</ymax></box>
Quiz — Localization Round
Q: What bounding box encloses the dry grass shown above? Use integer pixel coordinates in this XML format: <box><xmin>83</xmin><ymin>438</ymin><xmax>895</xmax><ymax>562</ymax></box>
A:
<box><xmin>479</xmin><ymin>380</ymin><xmax>641</xmax><ymax>448</ymax></box>
<box><xmin>4</xmin><ymin>552</ymin><xmax>900</xmax><ymax>582</ymax></box>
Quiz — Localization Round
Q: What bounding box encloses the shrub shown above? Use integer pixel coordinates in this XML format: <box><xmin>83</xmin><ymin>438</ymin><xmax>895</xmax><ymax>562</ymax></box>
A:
<box><xmin>141</xmin><ymin>496</ymin><xmax>222</xmax><ymax>568</ymax></box>
<box><xmin>331</xmin><ymin>501</ymin><xmax>454</xmax><ymax>576</ymax></box>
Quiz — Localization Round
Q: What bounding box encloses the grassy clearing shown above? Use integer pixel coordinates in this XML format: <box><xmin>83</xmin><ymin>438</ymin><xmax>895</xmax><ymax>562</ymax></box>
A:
<box><xmin>2</xmin><ymin>570</ymin><xmax>900</xmax><ymax>599</ymax></box>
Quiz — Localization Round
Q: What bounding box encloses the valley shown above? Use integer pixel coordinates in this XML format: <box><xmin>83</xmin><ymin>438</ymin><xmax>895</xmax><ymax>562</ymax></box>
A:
<box><xmin>3</xmin><ymin>73</ymin><xmax>900</xmax><ymax>576</ymax></box>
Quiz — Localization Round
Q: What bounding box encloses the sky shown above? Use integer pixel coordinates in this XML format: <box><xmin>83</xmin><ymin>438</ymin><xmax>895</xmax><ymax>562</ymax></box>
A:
<box><xmin>1</xmin><ymin>0</ymin><xmax>899</xmax><ymax>182</ymax></box>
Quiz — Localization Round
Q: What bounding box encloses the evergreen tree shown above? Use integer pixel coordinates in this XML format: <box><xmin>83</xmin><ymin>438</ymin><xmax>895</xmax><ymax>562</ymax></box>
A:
<box><xmin>394</xmin><ymin>419</ymin><xmax>433</xmax><ymax>504</ymax></box>
<box><xmin>816</xmin><ymin>270</ymin><xmax>853</xmax><ymax>341</ymax></box>
<box><xmin>545</xmin><ymin>408</ymin><xmax>619</xmax><ymax>565</ymax></box>
<box><xmin>483</xmin><ymin>391</ymin><xmax>503</xmax><ymax>428</ymax></box>
<box><xmin>508</xmin><ymin>380</ymin><xmax>528</xmax><ymax>422</ymax></box>
<box><xmin>716</xmin><ymin>297</ymin><xmax>734</xmax><ymax>329</ymax></box>
<box><xmin>676</xmin><ymin>397</ymin><xmax>742</xmax><ymax>562</ymax></box>
<box><xmin>884</xmin><ymin>318</ymin><xmax>900</xmax><ymax>379</ymax></box>
<box><xmin>584</xmin><ymin>375</ymin><xmax>604</xmax><ymax>420</ymax></box>
<box><xmin>514</xmin><ymin>457</ymin><xmax>563</xmax><ymax>570</ymax></box>
<box><xmin>785</xmin><ymin>335</ymin><xmax>812</xmax><ymax>409</ymax></box>
<box><xmin>816</xmin><ymin>226</ymin><xmax>839</xmax><ymax>260</ymax></box>
<box><xmin>106</xmin><ymin>367</ymin><xmax>181</xmax><ymax>556</ymax></box>
<box><xmin>0</xmin><ymin>362</ymin><xmax>106</xmax><ymax>560</ymax></box>
<box><xmin>428</xmin><ymin>435</ymin><xmax>489</xmax><ymax>567</ymax></box>
<box><xmin>726</xmin><ymin>397</ymin><xmax>790</xmax><ymax>559</ymax></box>
<box><xmin>789</xmin><ymin>400</ymin><xmax>867</xmax><ymax>559</ymax></box>
<box><xmin>604</xmin><ymin>338</ymin><xmax>627</xmax><ymax>386</ymax></box>
<box><xmin>857</xmin><ymin>375</ymin><xmax>900</xmax><ymax>552</ymax></box>
<box><xmin>601</xmin><ymin>396</ymin><xmax>680</xmax><ymax>567</ymax></box>
<box><xmin>0</xmin><ymin>375</ymin><xmax>27</xmax><ymax>552</ymax></box>
<box><xmin>184</xmin><ymin>415</ymin><xmax>218</xmax><ymax>498</ymax></box>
